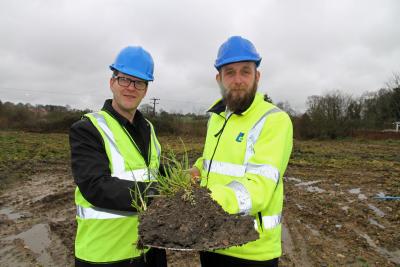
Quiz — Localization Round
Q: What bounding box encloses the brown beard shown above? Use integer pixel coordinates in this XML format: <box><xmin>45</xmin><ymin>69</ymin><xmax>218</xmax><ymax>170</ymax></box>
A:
<box><xmin>219</xmin><ymin>81</ymin><xmax>258</xmax><ymax>113</ymax></box>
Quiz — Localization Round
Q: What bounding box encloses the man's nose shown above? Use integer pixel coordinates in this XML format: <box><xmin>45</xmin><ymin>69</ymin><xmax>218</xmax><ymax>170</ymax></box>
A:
<box><xmin>233</xmin><ymin>74</ymin><xmax>243</xmax><ymax>84</ymax></box>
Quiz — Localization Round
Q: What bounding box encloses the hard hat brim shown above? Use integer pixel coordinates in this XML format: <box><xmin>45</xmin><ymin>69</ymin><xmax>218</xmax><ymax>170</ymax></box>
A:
<box><xmin>110</xmin><ymin>65</ymin><xmax>154</xmax><ymax>81</ymax></box>
<box><xmin>215</xmin><ymin>56</ymin><xmax>262</xmax><ymax>70</ymax></box>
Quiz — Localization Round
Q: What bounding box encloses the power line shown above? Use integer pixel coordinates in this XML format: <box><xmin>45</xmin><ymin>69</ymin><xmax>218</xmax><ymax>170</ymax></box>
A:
<box><xmin>149</xmin><ymin>97</ymin><xmax>160</xmax><ymax>116</ymax></box>
<box><xmin>1</xmin><ymin>87</ymin><xmax>212</xmax><ymax>106</ymax></box>
<box><xmin>0</xmin><ymin>87</ymin><xmax>101</xmax><ymax>96</ymax></box>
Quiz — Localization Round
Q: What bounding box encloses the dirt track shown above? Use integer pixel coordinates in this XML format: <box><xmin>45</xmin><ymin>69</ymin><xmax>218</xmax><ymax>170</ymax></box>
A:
<box><xmin>0</xmin><ymin>138</ymin><xmax>399</xmax><ymax>266</ymax></box>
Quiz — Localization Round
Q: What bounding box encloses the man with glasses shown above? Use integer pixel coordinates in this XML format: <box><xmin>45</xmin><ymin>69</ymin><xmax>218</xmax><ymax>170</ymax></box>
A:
<box><xmin>69</xmin><ymin>46</ymin><xmax>166</xmax><ymax>266</ymax></box>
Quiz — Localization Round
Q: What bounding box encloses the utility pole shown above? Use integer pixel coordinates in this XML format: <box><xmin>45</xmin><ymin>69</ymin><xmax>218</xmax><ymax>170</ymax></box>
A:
<box><xmin>150</xmin><ymin>97</ymin><xmax>160</xmax><ymax>116</ymax></box>
<box><xmin>395</xmin><ymin>121</ymin><xmax>400</xmax><ymax>132</ymax></box>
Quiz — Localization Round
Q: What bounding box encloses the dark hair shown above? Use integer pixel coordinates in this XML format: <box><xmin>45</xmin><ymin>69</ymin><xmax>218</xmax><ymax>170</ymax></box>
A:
<box><xmin>112</xmin><ymin>70</ymin><xmax>119</xmax><ymax>78</ymax></box>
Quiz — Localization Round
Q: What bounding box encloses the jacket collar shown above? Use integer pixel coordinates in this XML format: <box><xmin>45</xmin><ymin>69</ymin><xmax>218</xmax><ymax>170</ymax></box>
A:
<box><xmin>102</xmin><ymin>99</ymin><xmax>145</xmax><ymax>128</ymax></box>
<box><xmin>207</xmin><ymin>92</ymin><xmax>263</xmax><ymax>116</ymax></box>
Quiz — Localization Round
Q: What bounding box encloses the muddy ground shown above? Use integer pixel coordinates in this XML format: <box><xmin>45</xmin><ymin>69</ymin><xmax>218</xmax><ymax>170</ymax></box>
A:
<box><xmin>0</xmin><ymin>135</ymin><xmax>399</xmax><ymax>266</ymax></box>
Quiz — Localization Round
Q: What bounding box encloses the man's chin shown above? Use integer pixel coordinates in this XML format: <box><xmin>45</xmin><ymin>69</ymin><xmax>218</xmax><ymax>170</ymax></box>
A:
<box><xmin>121</xmin><ymin>103</ymin><xmax>138</xmax><ymax>112</ymax></box>
<box><xmin>228</xmin><ymin>91</ymin><xmax>245</xmax><ymax>100</ymax></box>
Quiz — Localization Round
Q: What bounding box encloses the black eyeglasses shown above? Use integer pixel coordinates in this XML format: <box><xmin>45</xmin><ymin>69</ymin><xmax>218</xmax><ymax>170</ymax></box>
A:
<box><xmin>114</xmin><ymin>76</ymin><xmax>148</xmax><ymax>90</ymax></box>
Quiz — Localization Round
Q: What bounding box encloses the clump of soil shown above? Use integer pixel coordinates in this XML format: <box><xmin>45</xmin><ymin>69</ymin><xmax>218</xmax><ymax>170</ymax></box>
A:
<box><xmin>138</xmin><ymin>185</ymin><xmax>259</xmax><ymax>250</ymax></box>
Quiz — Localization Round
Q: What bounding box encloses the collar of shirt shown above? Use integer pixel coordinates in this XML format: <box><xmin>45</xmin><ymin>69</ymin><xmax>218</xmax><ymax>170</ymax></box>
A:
<box><xmin>101</xmin><ymin>99</ymin><xmax>145</xmax><ymax>128</ymax></box>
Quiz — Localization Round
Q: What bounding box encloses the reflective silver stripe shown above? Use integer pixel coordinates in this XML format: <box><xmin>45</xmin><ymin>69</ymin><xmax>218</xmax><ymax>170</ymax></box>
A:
<box><xmin>91</xmin><ymin>112</ymin><xmax>125</xmax><ymax>174</ymax></box>
<box><xmin>146</xmin><ymin>119</ymin><xmax>161</xmax><ymax>160</ymax></box>
<box><xmin>203</xmin><ymin>159</ymin><xmax>245</xmax><ymax>177</ymax></box>
<box><xmin>204</xmin><ymin>107</ymin><xmax>283</xmax><ymax>217</ymax></box>
<box><xmin>227</xmin><ymin>181</ymin><xmax>252</xmax><ymax>215</ymax></box>
<box><xmin>76</xmin><ymin>205</ymin><xmax>136</xmax><ymax>219</ymax></box>
<box><xmin>203</xmin><ymin>159</ymin><xmax>279</xmax><ymax>184</ymax></box>
<box><xmin>246</xmin><ymin>163</ymin><xmax>280</xmax><ymax>184</ymax></box>
<box><xmin>113</xmin><ymin>168</ymin><xmax>157</xmax><ymax>181</ymax></box>
<box><xmin>254</xmin><ymin>214</ymin><xmax>282</xmax><ymax>230</ymax></box>
<box><xmin>244</xmin><ymin>107</ymin><xmax>282</xmax><ymax>163</ymax></box>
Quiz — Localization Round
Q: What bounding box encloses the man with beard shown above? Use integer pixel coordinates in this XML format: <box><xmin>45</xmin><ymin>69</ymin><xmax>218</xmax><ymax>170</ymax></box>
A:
<box><xmin>191</xmin><ymin>36</ymin><xmax>293</xmax><ymax>266</ymax></box>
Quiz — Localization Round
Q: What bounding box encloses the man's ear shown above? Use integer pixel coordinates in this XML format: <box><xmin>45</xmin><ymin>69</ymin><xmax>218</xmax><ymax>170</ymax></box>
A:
<box><xmin>109</xmin><ymin>77</ymin><xmax>117</xmax><ymax>94</ymax></box>
<box><xmin>216</xmin><ymin>73</ymin><xmax>221</xmax><ymax>82</ymax></box>
<box><xmin>255</xmin><ymin>70</ymin><xmax>260</xmax><ymax>82</ymax></box>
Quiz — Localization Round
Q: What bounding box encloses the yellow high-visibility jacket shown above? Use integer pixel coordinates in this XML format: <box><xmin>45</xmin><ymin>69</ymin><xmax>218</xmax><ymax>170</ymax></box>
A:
<box><xmin>74</xmin><ymin>111</ymin><xmax>161</xmax><ymax>263</ymax></box>
<box><xmin>194</xmin><ymin>92</ymin><xmax>293</xmax><ymax>261</ymax></box>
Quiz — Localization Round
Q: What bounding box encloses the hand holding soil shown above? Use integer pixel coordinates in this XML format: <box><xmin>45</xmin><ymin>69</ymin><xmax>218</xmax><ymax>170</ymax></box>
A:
<box><xmin>188</xmin><ymin>167</ymin><xmax>201</xmax><ymax>183</ymax></box>
<box><xmin>137</xmin><ymin>151</ymin><xmax>259</xmax><ymax>251</ymax></box>
<box><xmin>138</xmin><ymin>185</ymin><xmax>259</xmax><ymax>250</ymax></box>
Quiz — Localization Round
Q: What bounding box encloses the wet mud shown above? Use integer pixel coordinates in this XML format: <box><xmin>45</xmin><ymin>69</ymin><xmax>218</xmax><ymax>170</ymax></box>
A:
<box><xmin>0</xmin><ymin>137</ymin><xmax>399</xmax><ymax>266</ymax></box>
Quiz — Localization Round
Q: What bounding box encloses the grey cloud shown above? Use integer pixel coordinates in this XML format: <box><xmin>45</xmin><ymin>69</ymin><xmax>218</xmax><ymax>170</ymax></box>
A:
<box><xmin>1</xmin><ymin>0</ymin><xmax>399</xmax><ymax>114</ymax></box>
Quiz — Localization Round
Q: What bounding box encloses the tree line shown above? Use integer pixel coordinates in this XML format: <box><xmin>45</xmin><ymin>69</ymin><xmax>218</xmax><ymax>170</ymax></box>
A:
<box><xmin>0</xmin><ymin>102</ymin><xmax>91</xmax><ymax>133</ymax></box>
<box><xmin>1</xmin><ymin>74</ymin><xmax>399</xmax><ymax>139</ymax></box>
<box><xmin>290</xmin><ymin>74</ymin><xmax>400</xmax><ymax>139</ymax></box>
<box><xmin>0</xmin><ymin>100</ymin><xmax>208</xmax><ymax>136</ymax></box>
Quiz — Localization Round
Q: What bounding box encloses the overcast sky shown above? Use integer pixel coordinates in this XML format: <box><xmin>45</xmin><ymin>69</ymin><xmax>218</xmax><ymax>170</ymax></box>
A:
<box><xmin>1</xmin><ymin>0</ymin><xmax>399</xmax><ymax>114</ymax></box>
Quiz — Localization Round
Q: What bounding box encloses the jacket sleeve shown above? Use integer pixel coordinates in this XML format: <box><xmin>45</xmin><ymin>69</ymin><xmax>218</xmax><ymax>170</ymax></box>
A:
<box><xmin>209</xmin><ymin>112</ymin><xmax>293</xmax><ymax>215</ymax></box>
<box><xmin>69</xmin><ymin>118</ymin><xmax>153</xmax><ymax>212</ymax></box>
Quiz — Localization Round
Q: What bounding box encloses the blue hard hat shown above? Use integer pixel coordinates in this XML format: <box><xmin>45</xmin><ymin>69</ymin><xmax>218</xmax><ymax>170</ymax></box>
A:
<box><xmin>110</xmin><ymin>46</ymin><xmax>154</xmax><ymax>81</ymax></box>
<box><xmin>214</xmin><ymin>36</ymin><xmax>262</xmax><ymax>70</ymax></box>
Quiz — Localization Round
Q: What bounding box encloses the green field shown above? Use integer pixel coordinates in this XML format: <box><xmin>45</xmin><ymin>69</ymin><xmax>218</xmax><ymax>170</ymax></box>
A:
<box><xmin>0</xmin><ymin>131</ymin><xmax>70</xmax><ymax>190</ymax></box>
<box><xmin>1</xmin><ymin>130</ymin><xmax>399</xmax><ymax>193</ymax></box>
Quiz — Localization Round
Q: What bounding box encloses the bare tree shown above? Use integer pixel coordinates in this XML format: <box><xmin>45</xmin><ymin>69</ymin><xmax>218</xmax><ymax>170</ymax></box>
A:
<box><xmin>276</xmin><ymin>101</ymin><xmax>297</xmax><ymax>117</ymax></box>
<box><xmin>385</xmin><ymin>72</ymin><xmax>400</xmax><ymax>89</ymax></box>
<box><xmin>305</xmin><ymin>90</ymin><xmax>355</xmax><ymax>138</ymax></box>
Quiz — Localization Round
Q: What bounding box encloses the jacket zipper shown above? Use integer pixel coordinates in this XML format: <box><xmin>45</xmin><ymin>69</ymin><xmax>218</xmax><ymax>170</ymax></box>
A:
<box><xmin>206</xmin><ymin>112</ymin><xmax>233</xmax><ymax>186</ymax></box>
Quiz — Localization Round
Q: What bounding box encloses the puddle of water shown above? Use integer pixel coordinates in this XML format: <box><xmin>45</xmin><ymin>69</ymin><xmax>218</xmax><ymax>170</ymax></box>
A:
<box><xmin>306</xmin><ymin>186</ymin><xmax>325</xmax><ymax>193</ymax></box>
<box><xmin>356</xmin><ymin>230</ymin><xmax>400</xmax><ymax>265</ymax></box>
<box><xmin>285</xmin><ymin>177</ymin><xmax>302</xmax><ymax>183</ymax></box>
<box><xmin>349</xmin><ymin>188</ymin><xmax>368</xmax><ymax>201</ymax></box>
<box><xmin>292</xmin><ymin>180</ymin><xmax>325</xmax><ymax>193</ymax></box>
<box><xmin>368</xmin><ymin>218</ymin><xmax>385</xmax><ymax>229</ymax></box>
<box><xmin>296</xmin><ymin>180</ymin><xmax>321</xmax><ymax>187</ymax></box>
<box><xmin>349</xmin><ymin>188</ymin><xmax>361</xmax><ymax>194</ymax></box>
<box><xmin>376</xmin><ymin>192</ymin><xmax>386</xmax><ymax>198</ymax></box>
<box><xmin>0</xmin><ymin>207</ymin><xmax>24</xmax><ymax>220</ymax></box>
<box><xmin>367</xmin><ymin>204</ymin><xmax>385</xmax><ymax>217</ymax></box>
<box><xmin>4</xmin><ymin>223</ymin><xmax>54</xmax><ymax>266</ymax></box>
